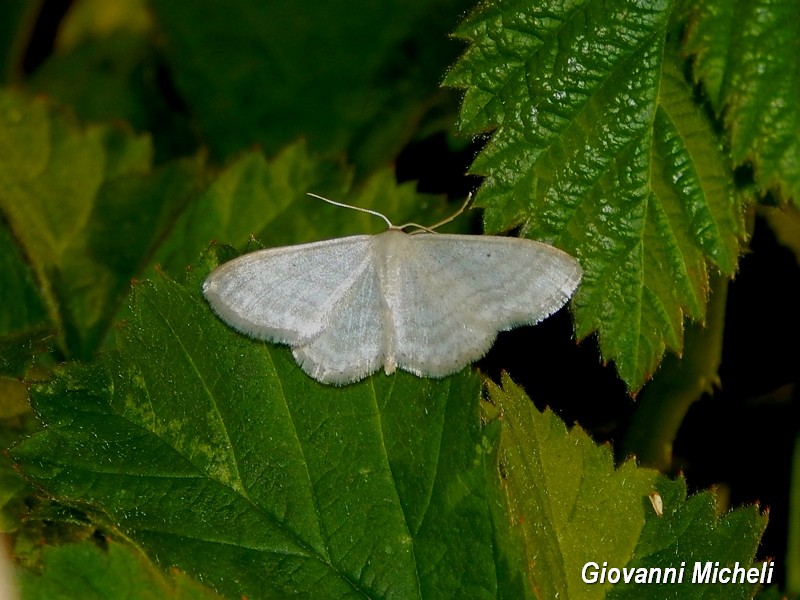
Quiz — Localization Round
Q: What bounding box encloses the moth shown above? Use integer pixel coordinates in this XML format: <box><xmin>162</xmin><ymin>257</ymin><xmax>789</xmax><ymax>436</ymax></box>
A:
<box><xmin>203</xmin><ymin>195</ymin><xmax>582</xmax><ymax>385</ymax></box>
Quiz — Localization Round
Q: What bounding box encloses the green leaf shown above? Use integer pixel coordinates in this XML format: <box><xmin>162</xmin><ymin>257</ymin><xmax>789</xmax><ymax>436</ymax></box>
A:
<box><xmin>485</xmin><ymin>375</ymin><xmax>768</xmax><ymax>600</ymax></box>
<box><xmin>54</xmin><ymin>0</ymin><xmax>153</xmax><ymax>49</ymax></box>
<box><xmin>0</xmin><ymin>371</ymin><xmax>39</xmax><ymax>544</ymax></box>
<box><xmin>682</xmin><ymin>0</ymin><xmax>800</xmax><ymax>204</ymax></box>
<box><xmin>30</xmin><ymin>35</ymin><xmax>156</xmax><ymax>131</ymax></box>
<box><xmin>610</xmin><ymin>477</ymin><xmax>768</xmax><ymax>599</ymax></box>
<box><xmin>12</xmin><ymin>262</ymin><xmax>518</xmax><ymax>598</ymax></box>
<box><xmin>147</xmin><ymin>0</ymin><xmax>472</xmax><ymax>171</ymax></box>
<box><xmin>28</xmin><ymin>33</ymin><xmax>196</xmax><ymax>162</ymax></box>
<box><xmin>27</xmin><ymin>0</ymin><xmax>197</xmax><ymax>163</ymax></box>
<box><xmin>763</xmin><ymin>205</ymin><xmax>800</xmax><ymax>266</ymax></box>
<box><xmin>152</xmin><ymin>141</ymin><xmax>348</xmax><ymax>276</ymax></box>
<box><xmin>444</xmin><ymin>1</ymin><xmax>744</xmax><ymax>390</ymax></box>
<box><xmin>788</xmin><ymin>432</ymin><xmax>800</xmax><ymax>594</ymax></box>
<box><xmin>155</xmin><ymin>141</ymin><xmax>468</xmax><ymax>277</ymax></box>
<box><xmin>18</xmin><ymin>540</ymin><xmax>224</xmax><ymax>600</ymax></box>
<box><xmin>623</xmin><ymin>272</ymin><xmax>728</xmax><ymax>471</ymax></box>
<box><xmin>754</xmin><ymin>586</ymin><xmax>785</xmax><ymax>600</ymax></box>
<box><xmin>485</xmin><ymin>375</ymin><xmax>657</xmax><ymax>598</ymax></box>
<box><xmin>0</xmin><ymin>0</ymin><xmax>41</xmax><ymax>82</ymax></box>
<box><xmin>0</xmin><ymin>89</ymin><xmax>206</xmax><ymax>358</ymax></box>
<box><xmin>0</xmin><ymin>403</ymin><xmax>37</xmax><ymax>534</ymax></box>
<box><xmin>0</xmin><ymin>88</ymin><xmax>463</xmax><ymax>363</ymax></box>
<box><xmin>0</xmin><ymin>221</ymin><xmax>47</xmax><ymax>338</ymax></box>
<box><xmin>0</xmin><ymin>220</ymin><xmax>52</xmax><ymax>376</ymax></box>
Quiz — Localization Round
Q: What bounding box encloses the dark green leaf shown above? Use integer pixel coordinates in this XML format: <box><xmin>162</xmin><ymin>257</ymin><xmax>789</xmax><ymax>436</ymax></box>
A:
<box><xmin>788</xmin><ymin>433</ymin><xmax>800</xmax><ymax>593</ymax></box>
<box><xmin>682</xmin><ymin>0</ymin><xmax>800</xmax><ymax>203</ymax></box>
<box><xmin>0</xmin><ymin>0</ymin><xmax>40</xmax><ymax>82</ymax></box>
<box><xmin>609</xmin><ymin>476</ymin><xmax>768</xmax><ymax>599</ymax></box>
<box><xmin>0</xmin><ymin>219</ymin><xmax>52</xmax><ymax>376</ymax></box>
<box><xmin>30</xmin><ymin>35</ymin><xmax>158</xmax><ymax>131</ymax></box>
<box><xmin>0</xmin><ymin>401</ymin><xmax>37</xmax><ymax>534</ymax></box>
<box><xmin>13</xmin><ymin>262</ymin><xmax>516</xmax><ymax>598</ymax></box>
<box><xmin>0</xmin><ymin>222</ymin><xmax>47</xmax><ymax>339</ymax></box>
<box><xmin>0</xmin><ymin>89</ymin><xmax>205</xmax><ymax>358</ymax></box>
<box><xmin>444</xmin><ymin>1</ymin><xmax>745</xmax><ymax>390</ymax></box>
<box><xmin>29</xmin><ymin>23</ymin><xmax>198</xmax><ymax>162</ymax></box>
<box><xmin>148</xmin><ymin>0</ymin><xmax>472</xmax><ymax>171</ymax></box>
<box><xmin>754</xmin><ymin>586</ymin><xmax>785</xmax><ymax>600</ymax></box>
<box><xmin>155</xmin><ymin>142</ymin><xmax>469</xmax><ymax>277</ymax></box>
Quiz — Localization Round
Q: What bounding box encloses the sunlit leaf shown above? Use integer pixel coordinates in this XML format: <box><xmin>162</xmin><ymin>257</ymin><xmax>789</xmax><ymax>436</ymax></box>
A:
<box><xmin>486</xmin><ymin>375</ymin><xmax>768</xmax><ymax>600</ymax></box>
<box><xmin>18</xmin><ymin>540</ymin><xmax>223</xmax><ymax>600</ymax></box>
<box><xmin>445</xmin><ymin>1</ymin><xmax>745</xmax><ymax>390</ymax></box>
<box><xmin>683</xmin><ymin>0</ymin><xmax>800</xmax><ymax>203</ymax></box>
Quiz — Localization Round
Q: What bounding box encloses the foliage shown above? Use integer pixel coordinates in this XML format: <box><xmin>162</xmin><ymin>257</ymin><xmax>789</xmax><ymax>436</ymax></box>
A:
<box><xmin>444</xmin><ymin>0</ymin><xmax>745</xmax><ymax>390</ymax></box>
<box><xmin>0</xmin><ymin>0</ymin><xmax>793</xmax><ymax>597</ymax></box>
<box><xmin>17</xmin><ymin>540</ymin><xmax>224</xmax><ymax>600</ymax></box>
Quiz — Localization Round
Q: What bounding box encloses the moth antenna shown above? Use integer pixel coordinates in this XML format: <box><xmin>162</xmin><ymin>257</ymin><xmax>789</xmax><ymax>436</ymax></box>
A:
<box><xmin>426</xmin><ymin>194</ymin><xmax>473</xmax><ymax>230</ymax></box>
<box><xmin>397</xmin><ymin>194</ymin><xmax>473</xmax><ymax>234</ymax></box>
<box><xmin>307</xmin><ymin>193</ymin><xmax>394</xmax><ymax>229</ymax></box>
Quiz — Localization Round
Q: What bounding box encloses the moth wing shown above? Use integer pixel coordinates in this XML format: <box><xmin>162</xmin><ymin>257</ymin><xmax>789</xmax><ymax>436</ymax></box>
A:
<box><xmin>203</xmin><ymin>236</ymin><xmax>375</xmax><ymax>345</ymax></box>
<box><xmin>291</xmin><ymin>261</ymin><xmax>386</xmax><ymax>385</ymax></box>
<box><xmin>389</xmin><ymin>234</ymin><xmax>582</xmax><ymax>377</ymax></box>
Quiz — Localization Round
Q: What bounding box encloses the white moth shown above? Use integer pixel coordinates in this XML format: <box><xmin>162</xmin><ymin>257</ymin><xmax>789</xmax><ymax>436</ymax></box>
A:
<box><xmin>203</xmin><ymin>195</ymin><xmax>582</xmax><ymax>385</ymax></box>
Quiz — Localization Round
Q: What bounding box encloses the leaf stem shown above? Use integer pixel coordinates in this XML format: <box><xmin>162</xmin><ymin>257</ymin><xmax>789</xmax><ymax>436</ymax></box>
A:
<box><xmin>621</xmin><ymin>271</ymin><xmax>728</xmax><ymax>471</ymax></box>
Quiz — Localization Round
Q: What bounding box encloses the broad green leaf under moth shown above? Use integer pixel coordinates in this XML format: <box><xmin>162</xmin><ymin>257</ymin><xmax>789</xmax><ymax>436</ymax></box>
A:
<box><xmin>203</xmin><ymin>199</ymin><xmax>582</xmax><ymax>385</ymax></box>
<box><xmin>13</xmin><ymin>265</ymin><xmax>513</xmax><ymax>598</ymax></box>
